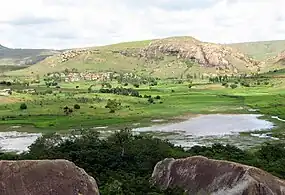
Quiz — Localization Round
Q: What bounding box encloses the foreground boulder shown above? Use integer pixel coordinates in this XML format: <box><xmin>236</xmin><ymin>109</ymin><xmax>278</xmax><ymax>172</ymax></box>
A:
<box><xmin>151</xmin><ymin>156</ymin><xmax>285</xmax><ymax>195</ymax></box>
<box><xmin>0</xmin><ymin>160</ymin><xmax>99</xmax><ymax>195</ymax></box>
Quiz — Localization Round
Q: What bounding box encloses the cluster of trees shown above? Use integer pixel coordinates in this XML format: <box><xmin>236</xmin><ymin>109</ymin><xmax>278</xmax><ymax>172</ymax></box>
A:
<box><xmin>0</xmin><ymin>80</ymin><xmax>12</xmax><ymax>86</ymax></box>
<box><xmin>209</xmin><ymin>74</ymin><xmax>271</xmax><ymax>88</ymax></box>
<box><xmin>1</xmin><ymin>129</ymin><xmax>285</xmax><ymax>194</ymax></box>
<box><xmin>114</xmin><ymin>73</ymin><xmax>159</xmax><ymax>87</ymax></box>
<box><xmin>99</xmin><ymin>87</ymin><xmax>140</xmax><ymax>98</ymax></box>
<box><xmin>209</xmin><ymin>75</ymin><xmax>230</xmax><ymax>83</ymax></box>
<box><xmin>62</xmin><ymin>104</ymin><xmax>81</xmax><ymax>115</ymax></box>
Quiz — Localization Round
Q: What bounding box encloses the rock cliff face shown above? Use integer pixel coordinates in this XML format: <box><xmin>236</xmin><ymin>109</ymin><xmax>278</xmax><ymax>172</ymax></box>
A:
<box><xmin>138</xmin><ymin>37</ymin><xmax>260</xmax><ymax>74</ymax></box>
<box><xmin>0</xmin><ymin>160</ymin><xmax>99</xmax><ymax>195</ymax></box>
<box><xmin>151</xmin><ymin>156</ymin><xmax>285</xmax><ymax>195</ymax></box>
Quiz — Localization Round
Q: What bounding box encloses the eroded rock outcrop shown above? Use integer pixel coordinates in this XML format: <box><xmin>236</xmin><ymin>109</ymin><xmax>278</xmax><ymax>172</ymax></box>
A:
<box><xmin>0</xmin><ymin>159</ymin><xmax>99</xmax><ymax>195</ymax></box>
<box><xmin>137</xmin><ymin>37</ymin><xmax>260</xmax><ymax>74</ymax></box>
<box><xmin>151</xmin><ymin>156</ymin><xmax>285</xmax><ymax>195</ymax></box>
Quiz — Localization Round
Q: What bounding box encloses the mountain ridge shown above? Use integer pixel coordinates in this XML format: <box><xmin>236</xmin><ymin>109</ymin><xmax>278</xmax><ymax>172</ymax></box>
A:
<box><xmin>3</xmin><ymin>36</ymin><xmax>285</xmax><ymax>77</ymax></box>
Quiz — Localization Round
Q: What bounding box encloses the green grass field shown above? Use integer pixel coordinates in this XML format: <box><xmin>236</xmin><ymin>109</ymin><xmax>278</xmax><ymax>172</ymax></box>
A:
<box><xmin>0</xmin><ymin>72</ymin><xmax>284</xmax><ymax>134</ymax></box>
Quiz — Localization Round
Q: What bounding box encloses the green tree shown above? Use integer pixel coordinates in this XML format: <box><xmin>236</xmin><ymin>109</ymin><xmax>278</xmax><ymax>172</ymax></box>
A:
<box><xmin>20</xmin><ymin>103</ymin><xmax>27</xmax><ymax>110</ymax></box>
<box><xmin>230</xmin><ymin>84</ymin><xmax>238</xmax><ymax>89</ymax></box>
<box><xmin>105</xmin><ymin>99</ymin><xmax>121</xmax><ymax>113</ymax></box>
<box><xmin>74</xmin><ymin>104</ymin><xmax>81</xmax><ymax>109</ymax></box>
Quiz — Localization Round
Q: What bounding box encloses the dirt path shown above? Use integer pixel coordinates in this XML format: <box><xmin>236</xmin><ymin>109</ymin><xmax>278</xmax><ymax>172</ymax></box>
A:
<box><xmin>0</xmin><ymin>96</ymin><xmax>20</xmax><ymax>104</ymax></box>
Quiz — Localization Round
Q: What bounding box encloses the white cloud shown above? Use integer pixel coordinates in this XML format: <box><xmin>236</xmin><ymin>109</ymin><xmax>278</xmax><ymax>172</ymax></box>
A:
<box><xmin>0</xmin><ymin>0</ymin><xmax>284</xmax><ymax>49</ymax></box>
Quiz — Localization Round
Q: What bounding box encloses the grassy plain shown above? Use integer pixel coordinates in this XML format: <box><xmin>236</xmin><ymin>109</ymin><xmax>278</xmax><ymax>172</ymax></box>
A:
<box><xmin>0</xmin><ymin>71</ymin><xmax>284</xmax><ymax>135</ymax></box>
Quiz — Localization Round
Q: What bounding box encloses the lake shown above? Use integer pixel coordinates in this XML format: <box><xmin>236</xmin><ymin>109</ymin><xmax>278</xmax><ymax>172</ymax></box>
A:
<box><xmin>0</xmin><ymin>114</ymin><xmax>277</xmax><ymax>153</ymax></box>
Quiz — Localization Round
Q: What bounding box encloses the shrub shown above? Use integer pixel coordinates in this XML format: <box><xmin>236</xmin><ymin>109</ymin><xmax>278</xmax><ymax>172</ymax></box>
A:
<box><xmin>155</xmin><ymin>95</ymin><xmax>161</xmax><ymax>100</ymax></box>
<box><xmin>230</xmin><ymin>84</ymin><xmax>238</xmax><ymax>89</ymax></box>
<box><xmin>105</xmin><ymin>99</ymin><xmax>121</xmax><ymax>113</ymax></box>
<box><xmin>148</xmin><ymin>97</ymin><xmax>154</xmax><ymax>104</ymax></box>
<box><xmin>20</xmin><ymin>103</ymin><xmax>27</xmax><ymax>110</ymax></box>
<box><xmin>74</xmin><ymin>104</ymin><xmax>81</xmax><ymax>109</ymax></box>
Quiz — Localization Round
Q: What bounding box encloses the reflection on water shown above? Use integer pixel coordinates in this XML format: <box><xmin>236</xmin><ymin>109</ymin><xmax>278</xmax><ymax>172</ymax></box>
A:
<box><xmin>133</xmin><ymin>114</ymin><xmax>275</xmax><ymax>149</ymax></box>
<box><xmin>0</xmin><ymin>131</ymin><xmax>41</xmax><ymax>153</ymax></box>
<box><xmin>0</xmin><ymin>114</ymin><xmax>277</xmax><ymax>153</ymax></box>
<box><xmin>134</xmin><ymin>114</ymin><xmax>274</xmax><ymax>136</ymax></box>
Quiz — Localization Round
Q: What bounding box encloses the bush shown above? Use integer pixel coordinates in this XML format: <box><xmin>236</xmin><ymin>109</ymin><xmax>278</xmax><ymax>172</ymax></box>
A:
<box><xmin>74</xmin><ymin>104</ymin><xmax>81</xmax><ymax>109</ymax></box>
<box><xmin>148</xmin><ymin>97</ymin><xmax>154</xmax><ymax>104</ymax></box>
<box><xmin>155</xmin><ymin>95</ymin><xmax>161</xmax><ymax>100</ymax></box>
<box><xmin>230</xmin><ymin>84</ymin><xmax>238</xmax><ymax>89</ymax></box>
<box><xmin>241</xmin><ymin>82</ymin><xmax>250</xmax><ymax>87</ymax></box>
<box><xmin>20</xmin><ymin>103</ymin><xmax>27</xmax><ymax>110</ymax></box>
<box><xmin>105</xmin><ymin>99</ymin><xmax>121</xmax><ymax>113</ymax></box>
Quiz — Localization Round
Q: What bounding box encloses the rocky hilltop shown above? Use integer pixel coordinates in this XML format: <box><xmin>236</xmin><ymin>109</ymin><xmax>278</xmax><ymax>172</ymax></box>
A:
<box><xmin>151</xmin><ymin>156</ymin><xmax>285</xmax><ymax>195</ymax></box>
<box><xmin>0</xmin><ymin>160</ymin><xmax>99</xmax><ymax>195</ymax></box>
<box><xmin>6</xmin><ymin>36</ymin><xmax>278</xmax><ymax>77</ymax></box>
<box><xmin>120</xmin><ymin>37</ymin><xmax>260</xmax><ymax>74</ymax></box>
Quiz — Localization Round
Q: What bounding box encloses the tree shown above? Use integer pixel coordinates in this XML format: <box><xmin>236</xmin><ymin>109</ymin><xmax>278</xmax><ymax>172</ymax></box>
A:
<box><xmin>20</xmin><ymin>103</ymin><xmax>27</xmax><ymax>110</ymax></box>
<box><xmin>133</xmin><ymin>83</ymin><xmax>140</xmax><ymax>88</ymax></box>
<box><xmin>148</xmin><ymin>97</ymin><xmax>154</xmax><ymax>104</ymax></box>
<box><xmin>105</xmin><ymin>99</ymin><xmax>121</xmax><ymax>113</ymax></box>
<box><xmin>63</xmin><ymin>106</ymin><xmax>73</xmax><ymax>115</ymax></box>
<box><xmin>230</xmin><ymin>84</ymin><xmax>238</xmax><ymax>89</ymax></box>
<box><xmin>74</xmin><ymin>104</ymin><xmax>81</xmax><ymax>109</ymax></box>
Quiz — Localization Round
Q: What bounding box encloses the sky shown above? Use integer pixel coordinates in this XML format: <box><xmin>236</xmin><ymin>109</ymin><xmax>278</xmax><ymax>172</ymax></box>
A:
<box><xmin>0</xmin><ymin>0</ymin><xmax>285</xmax><ymax>49</ymax></box>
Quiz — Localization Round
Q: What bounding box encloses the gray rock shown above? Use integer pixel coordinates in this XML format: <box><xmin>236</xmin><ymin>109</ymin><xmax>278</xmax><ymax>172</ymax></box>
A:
<box><xmin>151</xmin><ymin>156</ymin><xmax>285</xmax><ymax>195</ymax></box>
<box><xmin>0</xmin><ymin>159</ymin><xmax>99</xmax><ymax>195</ymax></box>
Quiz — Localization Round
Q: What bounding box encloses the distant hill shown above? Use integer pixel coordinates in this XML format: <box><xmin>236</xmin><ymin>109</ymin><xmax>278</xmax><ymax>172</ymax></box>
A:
<box><xmin>6</xmin><ymin>36</ymin><xmax>261</xmax><ymax>78</ymax></box>
<box><xmin>0</xmin><ymin>44</ymin><xmax>60</xmax><ymax>67</ymax></box>
<box><xmin>228</xmin><ymin>40</ymin><xmax>285</xmax><ymax>60</ymax></box>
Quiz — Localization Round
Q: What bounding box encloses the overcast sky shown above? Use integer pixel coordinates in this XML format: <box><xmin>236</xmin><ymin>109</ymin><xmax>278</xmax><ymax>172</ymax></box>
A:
<box><xmin>0</xmin><ymin>0</ymin><xmax>284</xmax><ymax>49</ymax></box>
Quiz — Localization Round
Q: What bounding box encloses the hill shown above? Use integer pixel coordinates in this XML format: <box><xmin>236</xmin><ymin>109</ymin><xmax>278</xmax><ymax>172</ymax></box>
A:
<box><xmin>0</xmin><ymin>44</ymin><xmax>60</xmax><ymax>67</ymax></box>
<box><xmin>6</xmin><ymin>36</ymin><xmax>261</xmax><ymax>78</ymax></box>
<box><xmin>228</xmin><ymin>40</ymin><xmax>285</xmax><ymax>60</ymax></box>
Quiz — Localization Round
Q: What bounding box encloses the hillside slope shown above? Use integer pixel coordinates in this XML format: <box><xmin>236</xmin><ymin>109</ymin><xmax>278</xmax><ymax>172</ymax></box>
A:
<box><xmin>0</xmin><ymin>44</ymin><xmax>60</xmax><ymax>66</ymax></box>
<box><xmin>7</xmin><ymin>36</ymin><xmax>260</xmax><ymax>78</ymax></box>
<box><xmin>228</xmin><ymin>40</ymin><xmax>285</xmax><ymax>60</ymax></box>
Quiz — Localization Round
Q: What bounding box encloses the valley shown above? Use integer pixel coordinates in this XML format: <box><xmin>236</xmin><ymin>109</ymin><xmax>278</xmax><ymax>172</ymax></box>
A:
<box><xmin>1</xmin><ymin>36</ymin><xmax>285</xmax><ymax>194</ymax></box>
<box><xmin>0</xmin><ymin>66</ymin><xmax>285</xmax><ymax>152</ymax></box>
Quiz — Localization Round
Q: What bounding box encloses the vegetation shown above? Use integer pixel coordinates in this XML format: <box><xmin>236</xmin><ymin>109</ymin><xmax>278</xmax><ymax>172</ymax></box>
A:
<box><xmin>1</xmin><ymin>37</ymin><xmax>285</xmax><ymax>194</ymax></box>
<box><xmin>20</xmin><ymin>103</ymin><xmax>27</xmax><ymax>110</ymax></box>
<box><xmin>1</xmin><ymin>129</ymin><xmax>285</xmax><ymax>194</ymax></box>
